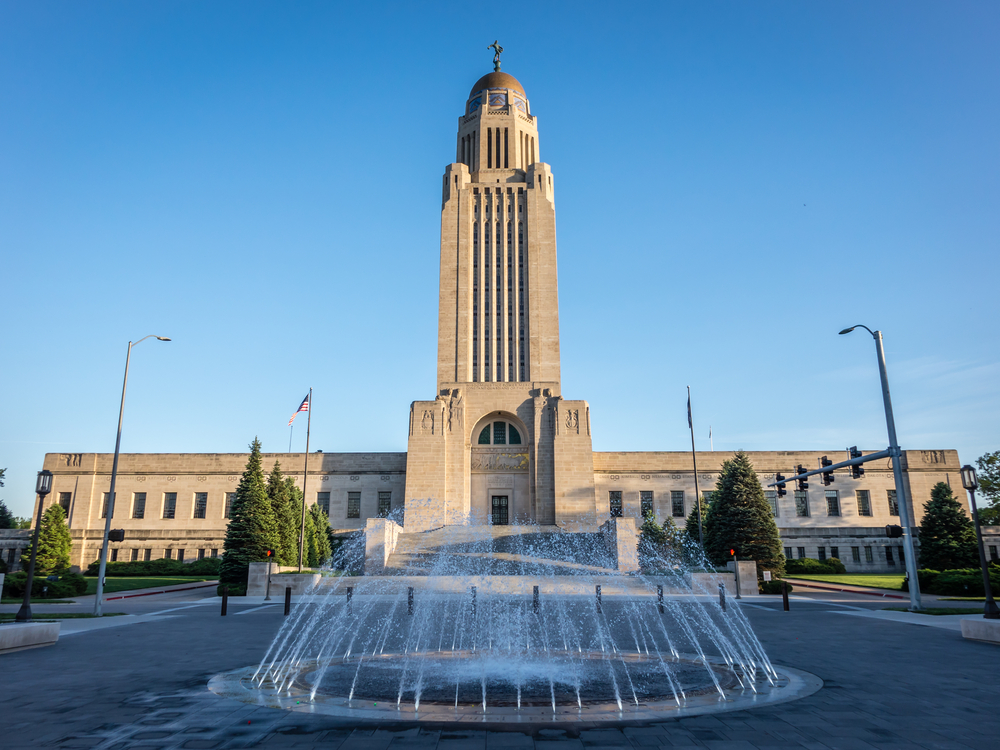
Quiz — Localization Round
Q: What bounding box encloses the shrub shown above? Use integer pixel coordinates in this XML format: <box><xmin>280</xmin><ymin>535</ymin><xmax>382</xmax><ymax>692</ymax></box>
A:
<box><xmin>902</xmin><ymin>567</ymin><xmax>1000</xmax><ymax>596</ymax></box>
<box><xmin>85</xmin><ymin>557</ymin><xmax>221</xmax><ymax>577</ymax></box>
<box><xmin>2</xmin><ymin>571</ymin><xmax>87</xmax><ymax>599</ymax></box>
<box><xmin>901</xmin><ymin>569</ymin><xmax>940</xmax><ymax>592</ymax></box>
<box><xmin>785</xmin><ymin>557</ymin><xmax>845</xmax><ymax>575</ymax></box>
<box><xmin>759</xmin><ymin>580</ymin><xmax>793</xmax><ymax>594</ymax></box>
<box><xmin>217</xmin><ymin>583</ymin><xmax>246</xmax><ymax>596</ymax></box>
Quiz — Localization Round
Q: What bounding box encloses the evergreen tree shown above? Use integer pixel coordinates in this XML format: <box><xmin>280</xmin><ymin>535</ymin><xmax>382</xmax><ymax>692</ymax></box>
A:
<box><xmin>285</xmin><ymin>478</ymin><xmax>306</xmax><ymax>568</ymax></box>
<box><xmin>702</xmin><ymin>451</ymin><xmax>785</xmax><ymax>580</ymax></box>
<box><xmin>0</xmin><ymin>499</ymin><xmax>15</xmax><ymax>530</ymax></box>
<box><xmin>220</xmin><ymin>438</ymin><xmax>280</xmax><ymax>587</ymax></box>
<box><xmin>266</xmin><ymin>461</ymin><xmax>298</xmax><ymax>565</ymax></box>
<box><xmin>918</xmin><ymin>482</ymin><xmax>978</xmax><ymax>570</ymax></box>
<box><xmin>975</xmin><ymin>450</ymin><xmax>1000</xmax><ymax>526</ymax></box>
<box><xmin>20</xmin><ymin>504</ymin><xmax>72</xmax><ymax>574</ymax></box>
<box><xmin>309</xmin><ymin>503</ymin><xmax>333</xmax><ymax>566</ymax></box>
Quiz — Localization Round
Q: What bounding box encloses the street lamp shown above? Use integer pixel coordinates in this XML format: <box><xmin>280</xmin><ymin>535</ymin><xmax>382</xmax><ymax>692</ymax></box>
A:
<box><xmin>959</xmin><ymin>465</ymin><xmax>1000</xmax><ymax>619</ymax></box>
<box><xmin>94</xmin><ymin>335</ymin><xmax>171</xmax><ymax>616</ymax></box>
<box><xmin>839</xmin><ymin>325</ymin><xmax>922</xmax><ymax>611</ymax></box>
<box><xmin>15</xmin><ymin>470</ymin><xmax>54</xmax><ymax>623</ymax></box>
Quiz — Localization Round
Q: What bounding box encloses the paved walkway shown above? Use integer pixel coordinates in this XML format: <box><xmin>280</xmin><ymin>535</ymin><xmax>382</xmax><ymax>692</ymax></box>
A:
<box><xmin>0</xmin><ymin>588</ymin><xmax>996</xmax><ymax>749</ymax></box>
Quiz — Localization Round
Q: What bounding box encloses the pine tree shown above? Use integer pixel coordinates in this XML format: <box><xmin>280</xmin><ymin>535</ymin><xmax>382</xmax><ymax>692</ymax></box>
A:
<box><xmin>20</xmin><ymin>504</ymin><xmax>72</xmax><ymax>574</ymax></box>
<box><xmin>220</xmin><ymin>438</ymin><xmax>280</xmax><ymax>587</ymax></box>
<box><xmin>285</xmin><ymin>478</ymin><xmax>306</xmax><ymax>568</ymax></box>
<box><xmin>975</xmin><ymin>450</ymin><xmax>1000</xmax><ymax>526</ymax></box>
<box><xmin>702</xmin><ymin>451</ymin><xmax>785</xmax><ymax>580</ymax></box>
<box><xmin>918</xmin><ymin>482</ymin><xmax>978</xmax><ymax>570</ymax></box>
<box><xmin>0</xmin><ymin>498</ymin><xmax>15</xmax><ymax>529</ymax></box>
<box><xmin>684</xmin><ymin>497</ymin><xmax>709</xmax><ymax>541</ymax></box>
<box><xmin>309</xmin><ymin>503</ymin><xmax>333</xmax><ymax>566</ymax></box>
<box><xmin>266</xmin><ymin>461</ymin><xmax>298</xmax><ymax>565</ymax></box>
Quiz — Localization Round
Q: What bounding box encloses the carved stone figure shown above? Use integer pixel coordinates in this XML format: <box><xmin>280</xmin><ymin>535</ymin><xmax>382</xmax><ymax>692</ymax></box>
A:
<box><xmin>488</xmin><ymin>40</ymin><xmax>504</xmax><ymax>72</ymax></box>
<box><xmin>421</xmin><ymin>410</ymin><xmax>431</xmax><ymax>432</ymax></box>
<box><xmin>448</xmin><ymin>388</ymin><xmax>464</xmax><ymax>431</ymax></box>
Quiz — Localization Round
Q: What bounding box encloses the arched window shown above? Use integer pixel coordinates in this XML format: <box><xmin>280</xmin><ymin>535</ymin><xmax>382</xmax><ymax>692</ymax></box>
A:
<box><xmin>476</xmin><ymin>420</ymin><xmax>523</xmax><ymax>445</ymax></box>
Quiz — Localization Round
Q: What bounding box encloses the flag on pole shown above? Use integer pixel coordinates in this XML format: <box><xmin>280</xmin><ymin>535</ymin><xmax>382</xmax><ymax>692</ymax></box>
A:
<box><xmin>288</xmin><ymin>394</ymin><xmax>310</xmax><ymax>426</ymax></box>
<box><xmin>687</xmin><ymin>393</ymin><xmax>692</xmax><ymax>428</ymax></box>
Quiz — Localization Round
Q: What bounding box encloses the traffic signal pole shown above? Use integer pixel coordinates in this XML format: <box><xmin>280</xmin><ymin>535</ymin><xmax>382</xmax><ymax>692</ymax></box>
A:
<box><xmin>873</xmin><ymin>331</ymin><xmax>922</xmax><ymax>611</ymax></box>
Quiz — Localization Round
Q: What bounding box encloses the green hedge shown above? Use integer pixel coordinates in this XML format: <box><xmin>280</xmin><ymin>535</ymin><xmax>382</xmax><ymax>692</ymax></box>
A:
<box><xmin>785</xmin><ymin>557</ymin><xmax>847</xmax><ymax>575</ymax></box>
<box><xmin>902</xmin><ymin>566</ymin><xmax>1000</xmax><ymax>596</ymax></box>
<box><xmin>759</xmin><ymin>580</ymin><xmax>793</xmax><ymax>594</ymax></box>
<box><xmin>85</xmin><ymin>557</ymin><xmax>221</xmax><ymax>577</ymax></box>
<box><xmin>217</xmin><ymin>583</ymin><xmax>246</xmax><ymax>597</ymax></box>
<box><xmin>2</xmin><ymin>571</ymin><xmax>87</xmax><ymax>599</ymax></box>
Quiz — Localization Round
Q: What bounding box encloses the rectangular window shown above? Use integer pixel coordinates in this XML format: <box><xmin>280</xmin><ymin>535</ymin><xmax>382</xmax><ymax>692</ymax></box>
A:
<box><xmin>784</xmin><ymin>546</ymin><xmax>793</xmax><ymax>559</ymax></box>
<box><xmin>765</xmin><ymin>491</ymin><xmax>778</xmax><ymax>517</ymax></box>
<box><xmin>794</xmin><ymin>491</ymin><xmax>809</xmax><ymax>517</ymax></box>
<box><xmin>317</xmin><ymin>492</ymin><xmax>331</xmax><ymax>516</ymax></box>
<box><xmin>198</xmin><ymin>549</ymin><xmax>205</xmax><ymax>561</ymax></box>
<box><xmin>887</xmin><ymin>489</ymin><xmax>899</xmax><ymax>516</ymax></box>
<box><xmin>826</xmin><ymin>490</ymin><xmax>840</xmax><ymax>516</ymax></box>
<box><xmin>852</xmin><ymin>546</ymin><xmax>861</xmax><ymax>563</ymax></box>
<box><xmin>111</xmin><ymin>548</ymin><xmax>118</xmax><ymax>562</ymax></box>
<box><xmin>132</xmin><ymin>492</ymin><xmax>146</xmax><ymax>519</ymax></box>
<box><xmin>856</xmin><ymin>490</ymin><xmax>872</xmax><ymax>517</ymax></box>
<box><xmin>378</xmin><ymin>491</ymin><xmax>392</xmax><ymax>518</ymax></box>
<box><xmin>130</xmin><ymin>548</ymin><xmax>139</xmax><ymax>562</ymax></box>
<box><xmin>797</xmin><ymin>547</ymin><xmax>806</xmax><ymax>559</ymax></box>
<box><xmin>990</xmin><ymin>545</ymin><xmax>998</xmax><ymax>562</ymax></box>
<box><xmin>224</xmin><ymin>492</ymin><xmax>236</xmax><ymax>519</ymax></box>
<box><xmin>164</xmin><ymin>548</ymin><xmax>172</xmax><ymax>560</ymax></box>
<box><xmin>58</xmin><ymin>492</ymin><xmax>72</xmax><ymax>513</ymax></box>
<box><xmin>101</xmin><ymin>492</ymin><xmax>115</xmax><ymax>519</ymax></box>
<box><xmin>163</xmin><ymin>493</ymin><xmax>177</xmax><ymax>519</ymax></box>
<box><xmin>177</xmin><ymin>549</ymin><xmax>185</xmax><ymax>563</ymax></box>
<box><xmin>144</xmin><ymin>549</ymin><xmax>151</xmax><ymax>562</ymax></box>
<box><xmin>898</xmin><ymin>545</ymin><xmax>904</xmax><ymax>564</ymax></box>
<box><xmin>830</xmin><ymin>546</ymin><xmax>839</xmax><ymax>561</ymax></box>
<box><xmin>193</xmin><ymin>493</ymin><xmax>207</xmax><ymax>519</ymax></box>
<box><xmin>818</xmin><ymin>546</ymin><xmax>826</xmax><ymax>561</ymax></box>
<box><xmin>671</xmin><ymin>490</ymin><xmax>685</xmax><ymax>517</ymax></box>
<box><xmin>211</xmin><ymin>548</ymin><xmax>218</xmax><ymax>558</ymax></box>
<box><xmin>885</xmin><ymin>546</ymin><xmax>895</xmax><ymax>565</ymax></box>
<box><xmin>609</xmin><ymin>491</ymin><xmax>623</xmax><ymax>518</ymax></box>
<box><xmin>640</xmin><ymin>491</ymin><xmax>654</xmax><ymax>518</ymax></box>
<box><xmin>347</xmin><ymin>491</ymin><xmax>361</xmax><ymax>519</ymax></box>
<box><xmin>864</xmin><ymin>546</ymin><xmax>874</xmax><ymax>563</ymax></box>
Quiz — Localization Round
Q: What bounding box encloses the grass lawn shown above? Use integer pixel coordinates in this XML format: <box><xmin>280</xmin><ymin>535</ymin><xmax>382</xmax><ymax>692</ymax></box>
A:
<box><xmin>83</xmin><ymin>576</ymin><xmax>213</xmax><ymax>596</ymax></box>
<box><xmin>883</xmin><ymin>607</ymin><xmax>982</xmax><ymax>616</ymax></box>
<box><xmin>0</xmin><ymin>612</ymin><xmax>126</xmax><ymax>621</ymax></box>
<box><xmin>786</xmin><ymin>573</ymin><xmax>905</xmax><ymax>590</ymax></box>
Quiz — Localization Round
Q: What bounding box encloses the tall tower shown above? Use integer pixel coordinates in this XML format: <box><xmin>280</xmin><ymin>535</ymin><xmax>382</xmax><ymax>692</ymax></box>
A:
<box><xmin>404</xmin><ymin>59</ymin><xmax>595</xmax><ymax>532</ymax></box>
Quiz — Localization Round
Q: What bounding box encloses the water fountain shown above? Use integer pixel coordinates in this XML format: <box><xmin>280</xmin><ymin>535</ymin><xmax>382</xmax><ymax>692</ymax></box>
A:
<box><xmin>210</xmin><ymin>520</ymin><xmax>821</xmax><ymax>724</ymax></box>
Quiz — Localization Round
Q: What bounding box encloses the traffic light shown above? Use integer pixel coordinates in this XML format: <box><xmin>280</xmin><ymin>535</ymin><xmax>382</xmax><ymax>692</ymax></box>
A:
<box><xmin>885</xmin><ymin>524</ymin><xmax>903</xmax><ymax>538</ymax></box>
<box><xmin>108</xmin><ymin>529</ymin><xmax>125</xmax><ymax>542</ymax></box>
<box><xmin>265</xmin><ymin>549</ymin><xmax>275</xmax><ymax>558</ymax></box>
<box><xmin>795</xmin><ymin>464</ymin><xmax>809</xmax><ymax>492</ymax></box>
<box><xmin>775</xmin><ymin>473</ymin><xmax>787</xmax><ymax>498</ymax></box>
<box><xmin>821</xmin><ymin>456</ymin><xmax>834</xmax><ymax>486</ymax></box>
<box><xmin>848</xmin><ymin>446</ymin><xmax>865</xmax><ymax>479</ymax></box>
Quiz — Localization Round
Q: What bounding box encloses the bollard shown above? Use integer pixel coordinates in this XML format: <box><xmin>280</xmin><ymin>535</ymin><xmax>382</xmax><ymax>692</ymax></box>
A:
<box><xmin>346</xmin><ymin>586</ymin><xmax>353</xmax><ymax>614</ymax></box>
<box><xmin>408</xmin><ymin>586</ymin><xmax>414</xmax><ymax>615</ymax></box>
<box><xmin>533</xmin><ymin>585</ymin><xmax>540</xmax><ymax>614</ymax></box>
<box><xmin>657</xmin><ymin>584</ymin><xmax>664</xmax><ymax>613</ymax></box>
<box><xmin>284</xmin><ymin>586</ymin><xmax>291</xmax><ymax>616</ymax></box>
<box><xmin>470</xmin><ymin>585</ymin><xmax>477</xmax><ymax>615</ymax></box>
<box><xmin>719</xmin><ymin>582</ymin><xmax>726</xmax><ymax>612</ymax></box>
<box><xmin>733</xmin><ymin>559</ymin><xmax>742</xmax><ymax>600</ymax></box>
<box><xmin>782</xmin><ymin>580</ymin><xmax>790</xmax><ymax>611</ymax></box>
<box><xmin>595</xmin><ymin>584</ymin><xmax>602</xmax><ymax>614</ymax></box>
<box><xmin>220</xmin><ymin>586</ymin><xmax>228</xmax><ymax>616</ymax></box>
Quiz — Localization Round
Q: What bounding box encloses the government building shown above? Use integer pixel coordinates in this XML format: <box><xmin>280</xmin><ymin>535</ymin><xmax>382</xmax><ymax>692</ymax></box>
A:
<box><xmin>9</xmin><ymin>63</ymin><xmax>995</xmax><ymax>576</ymax></box>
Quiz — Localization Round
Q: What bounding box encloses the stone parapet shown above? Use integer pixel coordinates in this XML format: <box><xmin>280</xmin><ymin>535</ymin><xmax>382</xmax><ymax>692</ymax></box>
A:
<box><xmin>0</xmin><ymin>622</ymin><xmax>60</xmax><ymax>654</ymax></box>
<box><xmin>364</xmin><ymin>518</ymin><xmax>403</xmax><ymax>575</ymax></box>
<box><xmin>599</xmin><ymin>517</ymin><xmax>638</xmax><ymax>573</ymax></box>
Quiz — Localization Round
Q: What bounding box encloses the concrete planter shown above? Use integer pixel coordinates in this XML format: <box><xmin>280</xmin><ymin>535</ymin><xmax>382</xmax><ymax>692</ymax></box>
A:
<box><xmin>0</xmin><ymin>622</ymin><xmax>60</xmax><ymax>654</ymax></box>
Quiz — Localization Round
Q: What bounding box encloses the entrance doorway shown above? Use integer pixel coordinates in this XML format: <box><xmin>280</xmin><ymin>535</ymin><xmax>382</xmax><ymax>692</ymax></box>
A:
<box><xmin>491</xmin><ymin>496</ymin><xmax>509</xmax><ymax>525</ymax></box>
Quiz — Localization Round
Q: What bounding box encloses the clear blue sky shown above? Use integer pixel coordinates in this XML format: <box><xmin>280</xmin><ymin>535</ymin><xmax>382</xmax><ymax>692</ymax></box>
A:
<box><xmin>2</xmin><ymin>1</ymin><xmax>997</xmax><ymax>517</ymax></box>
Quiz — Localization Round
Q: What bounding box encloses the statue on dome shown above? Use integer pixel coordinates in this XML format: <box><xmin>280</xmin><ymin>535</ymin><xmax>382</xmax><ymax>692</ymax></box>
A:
<box><xmin>488</xmin><ymin>40</ymin><xmax>504</xmax><ymax>72</ymax></box>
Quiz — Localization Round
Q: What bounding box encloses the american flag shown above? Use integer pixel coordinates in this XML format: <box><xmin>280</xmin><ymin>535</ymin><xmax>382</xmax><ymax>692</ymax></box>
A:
<box><xmin>288</xmin><ymin>394</ymin><xmax>309</xmax><ymax>426</ymax></box>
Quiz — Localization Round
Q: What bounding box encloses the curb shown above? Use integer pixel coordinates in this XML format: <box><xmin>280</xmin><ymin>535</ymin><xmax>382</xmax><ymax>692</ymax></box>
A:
<box><xmin>104</xmin><ymin>582</ymin><xmax>219</xmax><ymax>601</ymax></box>
<box><xmin>785</xmin><ymin>579</ymin><xmax>907</xmax><ymax>600</ymax></box>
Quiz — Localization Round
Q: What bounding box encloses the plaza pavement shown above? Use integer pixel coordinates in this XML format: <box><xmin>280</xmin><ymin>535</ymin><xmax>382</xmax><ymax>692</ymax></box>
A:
<box><xmin>0</xmin><ymin>584</ymin><xmax>996</xmax><ymax>750</ymax></box>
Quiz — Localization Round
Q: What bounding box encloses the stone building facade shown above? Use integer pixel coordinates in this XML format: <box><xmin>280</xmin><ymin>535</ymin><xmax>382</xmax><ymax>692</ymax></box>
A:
<box><xmin>13</xmin><ymin>66</ymin><xmax>998</xmax><ymax>575</ymax></box>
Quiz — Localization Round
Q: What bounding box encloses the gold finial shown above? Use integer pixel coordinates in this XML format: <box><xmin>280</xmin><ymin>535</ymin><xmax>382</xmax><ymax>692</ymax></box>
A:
<box><xmin>488</xmin><ymin>40</ymin><xmax>504</xmax><ymax>72</ymax></box>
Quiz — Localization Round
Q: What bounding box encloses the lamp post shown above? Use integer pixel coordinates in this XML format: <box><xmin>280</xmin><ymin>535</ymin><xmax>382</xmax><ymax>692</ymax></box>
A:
<box><xmin>959</xmin><ymin>465</ymin><xmax>1000</xmax><ymax>619</ymax></box>
<box><xmin>839</xmin><ymin>325</ymin><xmax>922</xmax><ymax>611</ymax></box>
<box><xmin>94</xmin><ymin>335</ymin><xmax>171</xmax><ymax>616</ymax></box>
<box><xmin>15</xmin><ymin>470</ymin><xmax>54</xmax><ymax>623</ymax></box>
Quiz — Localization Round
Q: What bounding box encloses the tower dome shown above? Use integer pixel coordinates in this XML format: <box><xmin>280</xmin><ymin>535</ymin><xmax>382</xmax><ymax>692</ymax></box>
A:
<box><xmin>469</xmin><ymin>71</ymin><xmax>525</xmax><ymax>98</ymax></box>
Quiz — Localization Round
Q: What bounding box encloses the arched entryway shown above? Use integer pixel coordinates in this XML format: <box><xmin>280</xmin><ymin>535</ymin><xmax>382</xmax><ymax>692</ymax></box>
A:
<box><xmin>470</xmin><ymin>412</ymin><xmax>530</xmax><ymax>525</ymax></box>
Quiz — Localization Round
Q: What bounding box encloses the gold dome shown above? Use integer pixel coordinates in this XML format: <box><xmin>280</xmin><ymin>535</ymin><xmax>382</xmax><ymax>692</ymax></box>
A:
<box><xmin>469</xmin><ymin>72</ymin><xmax>525</xmax><ymax>98</ymax></box>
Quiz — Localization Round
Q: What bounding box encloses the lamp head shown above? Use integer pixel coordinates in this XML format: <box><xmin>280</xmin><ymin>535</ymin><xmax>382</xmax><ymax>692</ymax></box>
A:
<box><xmin>960</xmin><ymin>465</ymin><xmax>978</xmax><ymax>491</ymax></box>
<box><xmin>156</xmin><ymin>337</ymin><xmax>171</xmax><ymax>341</ymax></box>
<box><xmin>36</xmin><ymin>469</ymin><xmax>53</xmax><ymax>497</ymax></box>
<box><xmin>839</xmin><ymin>327</ymin><xmax>856</xmax><ymax>335</ymax></box>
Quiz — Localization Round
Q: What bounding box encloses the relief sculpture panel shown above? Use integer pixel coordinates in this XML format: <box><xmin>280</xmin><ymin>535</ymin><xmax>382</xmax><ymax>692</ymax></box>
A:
<box><xmin>471</xmin><ymin>451</ymin><xmax>529</xmax><ymax>472</ymax></box>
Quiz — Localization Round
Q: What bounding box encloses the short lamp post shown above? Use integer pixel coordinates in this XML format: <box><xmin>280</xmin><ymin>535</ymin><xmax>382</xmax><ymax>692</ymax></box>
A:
<box><xmin>960</xmin><ymin>465</ymin><xmax>1000</xmax><ymax>619</ymax></box>
<box><xmin>15</xmin><ymin>470</ymin><xmax>54</xmax><ymax>623</ymax></box>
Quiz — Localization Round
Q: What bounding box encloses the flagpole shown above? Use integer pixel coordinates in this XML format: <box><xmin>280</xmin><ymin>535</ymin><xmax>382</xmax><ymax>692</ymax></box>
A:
<box><xmin>298</xmin><ymin>388</ymin><xmax>312</xmax><ymax>572</ymax></box>
<box><xmin>288</xmin><ymin>424</ymin><xmax>293</xmax><ymax>453</ymax></box>
<box><xmin>688</xmin><ymin>386</ymin><xmax>703</xmax><ymax>548</ymax></box>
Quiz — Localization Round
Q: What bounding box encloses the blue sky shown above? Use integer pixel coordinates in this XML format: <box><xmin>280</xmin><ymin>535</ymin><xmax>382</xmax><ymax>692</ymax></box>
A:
<box><xmin>2</xmin><ymin>1</ymin><xmax>997</xmax><ymax>517</ymax></box>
